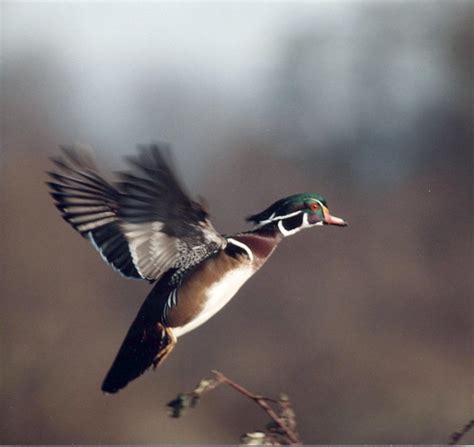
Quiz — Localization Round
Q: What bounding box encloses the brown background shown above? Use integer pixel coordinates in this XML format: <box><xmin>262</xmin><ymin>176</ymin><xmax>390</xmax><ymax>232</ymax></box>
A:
<box><xmin>1</xmin><ymin>2</ymin><xmax>472</xmax><ymax>444</ymax></box>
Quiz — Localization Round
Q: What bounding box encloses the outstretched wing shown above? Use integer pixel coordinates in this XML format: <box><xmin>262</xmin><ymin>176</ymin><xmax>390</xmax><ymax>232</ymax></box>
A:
<box><xmin>48</xmin><ymin>144</ymin><xmax>225</xmax><ymax>281</ymax></box>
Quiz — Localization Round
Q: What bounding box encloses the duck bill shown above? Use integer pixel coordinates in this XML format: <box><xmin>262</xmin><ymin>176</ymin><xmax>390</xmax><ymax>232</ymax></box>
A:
<box><xmin>323</xmin><ymin>206</ymin><xmax>348</xmax><ymax>227</ymax></box>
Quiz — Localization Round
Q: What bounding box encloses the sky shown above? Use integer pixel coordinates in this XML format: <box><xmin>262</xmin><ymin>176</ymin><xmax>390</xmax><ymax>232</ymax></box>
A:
<box><xmin>2</xmin><ymin>1</ymin><xmax>471</xmax><ymax>182</ymax></box>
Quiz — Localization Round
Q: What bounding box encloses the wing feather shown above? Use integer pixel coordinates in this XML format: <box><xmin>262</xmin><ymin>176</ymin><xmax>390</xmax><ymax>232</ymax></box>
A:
<box><xmin>48</xmin><ymin>143</ymin><xmax>225</xmax><ymax>283</ymax></box>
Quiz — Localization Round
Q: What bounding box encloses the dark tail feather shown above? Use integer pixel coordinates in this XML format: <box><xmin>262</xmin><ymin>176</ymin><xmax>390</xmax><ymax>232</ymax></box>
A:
<box><xmin>101</xmin><ymin>311</ymin><xmax>175</xmax><ymax>394</ymax></box>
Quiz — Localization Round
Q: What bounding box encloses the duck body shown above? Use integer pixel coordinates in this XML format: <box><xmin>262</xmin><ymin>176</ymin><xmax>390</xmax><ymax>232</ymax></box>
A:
<box><xmin>151</xmin><ymin>228</ymin><xmax>282</xmax><ymax>337</ymax></box>
<box><xmin>48</xmin><ymin>144</ymin><xmax>346</xmax><ymax>393</ymax></box>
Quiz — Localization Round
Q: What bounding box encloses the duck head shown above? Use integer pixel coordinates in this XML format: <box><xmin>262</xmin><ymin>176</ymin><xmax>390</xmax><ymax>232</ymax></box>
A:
<box><xmin>247</xmin><ymin>193</ymin><xmax>347</xmax><ymax>237</ymax></box>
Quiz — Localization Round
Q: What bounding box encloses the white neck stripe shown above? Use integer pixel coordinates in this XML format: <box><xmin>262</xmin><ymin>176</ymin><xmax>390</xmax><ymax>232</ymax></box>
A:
<box><xmin>278</xmin><ymin>220</ymin><xmax>297</xmax><ymax>236</ymax></box>
<box><xmin>278</xmin><ymin>212</ymin><xmax>313</xmax><ymax>237</ymax></box>
<box><xmin>227</xmin><ymin>238</ymin><xmax>254</xmax><ymax>262</ymax></box>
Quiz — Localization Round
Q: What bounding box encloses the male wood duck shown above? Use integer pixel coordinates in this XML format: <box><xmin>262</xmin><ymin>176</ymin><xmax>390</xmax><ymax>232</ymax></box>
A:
<box><xmin>48</xmin><ymin>144</ymin><xmax>347</xmax><ymax>393</ymax></box>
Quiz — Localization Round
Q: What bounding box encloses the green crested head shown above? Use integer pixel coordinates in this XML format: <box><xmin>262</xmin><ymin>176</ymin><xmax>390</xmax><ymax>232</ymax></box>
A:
<box><xmin>247</xmin><ymin>192</ymin><xmax>347</xmax><ymax>236</ymax></box>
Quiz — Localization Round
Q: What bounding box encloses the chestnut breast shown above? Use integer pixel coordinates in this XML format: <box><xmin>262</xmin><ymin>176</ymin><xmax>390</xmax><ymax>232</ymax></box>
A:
<box><xmin>232</xmin><ymin>232</ymin><xmax>282</xmax><ymax>268</ymax></box>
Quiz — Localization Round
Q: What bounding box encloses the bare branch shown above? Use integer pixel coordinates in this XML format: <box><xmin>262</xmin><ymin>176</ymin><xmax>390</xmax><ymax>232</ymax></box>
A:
<box><xmin>167</xmin><ymin>370</ymin><xmax>302</xmax><ymax>445</ymax></box>
<box><xmin>212</xmin><ymin>370</ymin><xmax>301</xmax><ymax>444</ymax></box>
<box><xmin>449</xmin><ymin>419</ymin><xmax>474</xmax><ymax>445</ymax></box>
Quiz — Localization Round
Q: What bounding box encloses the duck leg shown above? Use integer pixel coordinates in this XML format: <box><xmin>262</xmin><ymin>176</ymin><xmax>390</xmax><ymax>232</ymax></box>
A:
<box><xmin>153</xmin><ymin>324</ymin><xmax>177</xmax><ymax>369</ymax></box>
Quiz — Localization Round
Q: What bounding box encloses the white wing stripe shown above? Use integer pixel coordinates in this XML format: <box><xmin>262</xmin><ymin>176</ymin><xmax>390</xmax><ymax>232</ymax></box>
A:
<box><xmin>122</xmin><ymin>222</ymin><xmax>179</xmax><ymax>280</ymax></box>
<box><xmin>69</xmin><ymin>211</ymin><xmax>116</xmax><ymax>224</ymax></box>
<box><xmin>77</xmin><ymin>216</ymin><xmax>117</xmax><ymax>232</ymax></box>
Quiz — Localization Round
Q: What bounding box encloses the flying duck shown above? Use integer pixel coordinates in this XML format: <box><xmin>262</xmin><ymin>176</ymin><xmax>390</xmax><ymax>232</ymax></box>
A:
<box><xmin>48</xmin><ymin>144</ymin><xmax>347</xmax><ymax>393</ymax></box>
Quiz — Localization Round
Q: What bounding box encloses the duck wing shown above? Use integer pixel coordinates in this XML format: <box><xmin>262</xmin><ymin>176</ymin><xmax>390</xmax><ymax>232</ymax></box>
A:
<box><xmin>48</xmin><ymin>144</ymin><xmax>225</xmax><ymax>282</ymax></box>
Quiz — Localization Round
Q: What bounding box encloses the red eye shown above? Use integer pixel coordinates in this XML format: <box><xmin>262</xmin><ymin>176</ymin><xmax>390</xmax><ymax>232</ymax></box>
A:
<box><xmin>309</xmin><ymin>202</ymin><xmax>320</xmax><ymax>211</ymax></box>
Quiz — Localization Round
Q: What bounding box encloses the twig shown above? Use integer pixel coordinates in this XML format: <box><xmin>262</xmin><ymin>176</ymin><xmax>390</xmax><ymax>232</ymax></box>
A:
<box><xmin>211</xmin><ymin>370</ymin><xmax>301</xmax><ymax>444</ymax></box>
<box><xmin>167</xmin><ymin>370</ymin><xmax>301</xmax><ymax>444</ymax></box>
<box><xmin>449</xmin><ymin>419</ymin><xmax>474</xmax><ymax>445</ymax></box>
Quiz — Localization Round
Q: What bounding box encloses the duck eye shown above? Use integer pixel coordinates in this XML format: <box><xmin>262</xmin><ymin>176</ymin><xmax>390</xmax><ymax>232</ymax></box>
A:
<box><xmin>309</xmin><ymin>202</ymin><xmax>320</xmax><ymax>211</ymax></box>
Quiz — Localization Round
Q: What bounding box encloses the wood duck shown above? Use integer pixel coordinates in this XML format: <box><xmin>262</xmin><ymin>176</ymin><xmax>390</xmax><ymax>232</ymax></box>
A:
<box><xmin>48</xmin><ymin>144</ymin><xmax>347</xmax><ymax>393</ymax></box>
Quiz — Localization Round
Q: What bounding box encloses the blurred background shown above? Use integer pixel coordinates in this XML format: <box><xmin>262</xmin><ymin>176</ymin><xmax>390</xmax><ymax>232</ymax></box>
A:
<box><xmin>1</xmin><ymin>1</ymin><xmax>472</xmax><ymax>444</ymax></box>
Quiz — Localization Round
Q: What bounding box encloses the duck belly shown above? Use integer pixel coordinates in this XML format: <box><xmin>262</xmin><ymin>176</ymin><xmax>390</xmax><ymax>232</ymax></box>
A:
<box><xmin>172</xmin><ymin>265</ymin><xmax>254</xmax><ymax>338</ymax></box>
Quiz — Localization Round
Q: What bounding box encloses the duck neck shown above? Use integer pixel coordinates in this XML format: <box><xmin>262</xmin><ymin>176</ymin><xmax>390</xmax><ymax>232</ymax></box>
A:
<box><xmin>229</xmin><ymin>223</ymin><xmax>283</xmax><ymax>268</ymax></box>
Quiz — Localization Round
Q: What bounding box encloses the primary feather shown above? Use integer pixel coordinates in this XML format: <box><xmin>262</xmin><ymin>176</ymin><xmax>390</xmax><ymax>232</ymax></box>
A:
<box><xmin>48</xmin><ymin>144</ymin><xmax>225</xmax><ymax>282</ymax></box>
